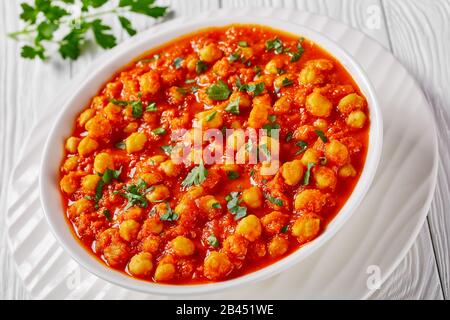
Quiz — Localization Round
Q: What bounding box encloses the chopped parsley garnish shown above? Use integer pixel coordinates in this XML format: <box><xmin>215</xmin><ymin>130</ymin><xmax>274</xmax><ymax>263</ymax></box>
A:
<box><xmin>207</xmin><ymin>235</ymin><xmax>220</xmax><ymax>248</ymax></box>
<box><xmin>259</xmin><ymin>143</ymin><xmax>271</xmax><ymax>160</ymax></box>
<box><xmin>181</xmin><ymin>161</ymin><xmax>208</xmax><ymax>188</ymax></box>
<box><xmin>262</xmin><ymin>122</ymin><xmax>281</xmax><ymax>134</ymax></box>
<box><xmin>131</xmin><ymin>101</ymin><xmax>143</xmax><ymax>118</ymax></box>
<box><xmin>285</xmin><ymin>132</ymin><xmax>293</xmax><ymax>142</ymax></box>
<box><xmin>225</xmin><ymin>97</ymin><xmax>240</xmax><ymax>115</ymax></box>
<box><xmin>225</xmin><ymin>192</ymin><xmax>247</xmax><ymax>220</ymax></box>
<box><xmin>280</xmin><ymin>224</ymin><xmax>289</xmax><ymax>233</ymax></box>
<box><xmin>176</xmin><ymin>87</ymin><xmax>188</xmax><ymax>95</ymax></box>
<box><xmin>102</xmin><ymin>209</ymin><xmax>112</xmax><ymax>222</ymax></box>
<box><xmin>266</xmin><ymin>37</ymin><xmax>284</xmax><ymax>54</ymax></box>
<box><xmin>109</xmin><ymin>99</ymin><xmax>129</xmax><ymax>106</ymax></box>
<box><xmin>281</xmin><ymin>78</ymin><xmax>293</xmax><ymax>87</ymax></box>
<box><xmin>116</xmin><ymin>178</ymin><xmax>153</xmax><ymax>210</ymax></box>
<box><xmin>228</xmin><ymin>50</ymin><xmax>241</xmax><ymax>62</ymax></box>
<box><xmin>212</xmin><ymin>202</ymin><xmax>221</xmax><ymax>209</ymax></box>
<box><xmin>153</xmin><ymin>127</ymin><xmax>166</xmax><ymax>135</ymax></box>
<box><xmin>115</xmin><ymin>141</ymin><xmax>126</xmax><ymax>150</ymax></box>
<box><xmin>227</xmin><ymin>171</ymin><xmax>240</xmax><ymax>180</ymax></box>
<box><xmin>146</xmin><ymin>102</ymin><xmax>157</xmax><ymax>112</ymax></box>
<box><xmin>295</xmin><ymin>141</ymin><xmax>308</xmax><ymax>155</ymax></box>
<box><xmin>238</xmin><ymin>41</ymin><xmax>248</xmax><ymax>47</ymax></box>
<box><xmin>205</xmin><ymin>110</ymin><xmax>217</xmax><ymax>122</ymax></box>
<box><xmin>94</xmin><ymin>167</ymin><xmax>122</xmax><ymax>209</ymax></box>
<box><xmin>196</xmin><ymin>60</ymin><xmax>208</xmax><ymax>74</ymax></box>
<box><xmin>185</xmin><ymin>79</ymin><xmax>196</xmax><ymax>84</ymax></box>
<box><xmin>303</xmin><ymin>162</ymin><xmax>315</xmax><ymax>186</ymax></box>
<box><xmin>206</xmin><ymin>80</ymin><xmax>231</xmax><ymax>100</ymax></box>
<box><xmin>265</xmin><ymin>193</ymin><xmax>284</xmax><ymax>206</ymax></box>
<box><xmin>161</xmin><ymin>145</ymin><xmax>174</xmax><ymax>155</ymax></box>
<box><xmin>159</xmin><ymin>202</ymin><xmax>179</xmax><ymax>221</ymax></box>
<box><xmin>288</xmin><ymin>38</ymin><xmax>305</xmax><ymax>62</ymax></box>
<box><xmin>246</xmin><ymin>82</ymin><xmax>265</xmax><ymax>96</ymax></box>
<box><xmin>315</xmin><ymin>129</ymin><xmax>328</xmax><ymax>143</ymax></box>
<box><xmin>173</xmin><ymin>57</ymin><xmax>184</xmax><ymax>69</ymax></box>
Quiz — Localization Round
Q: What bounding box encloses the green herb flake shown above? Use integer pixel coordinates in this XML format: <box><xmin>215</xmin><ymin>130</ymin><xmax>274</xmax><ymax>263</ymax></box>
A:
<box><xmin>196</xmin><ymin>60</ymin><xmax>208</xmax><ymax>74</ymax></box>
<box><xmin>117</xmin><ymin>178</ymin><xmax>153</xmax><ymax>211</ymax></box>
<box><xmin>212</xmin><ymin>202</ymin><xmax>221</xmax><ymax>209</ymax></box>
<box><xmin>102</xmin><ymin>209</ymin><xmax>113</xmax><ymax>222</ymax></box>
<box><xmin>227</xmin><ymin>171</ymin><xmax>240</xmax><ymax>180</ymax></box>
<box><xmin>173</xmin><ymin>57</ymin><xmax>184</xmax><ymax>69</ymax></box>
<box><xmin>246</xmin><ymin>82</ymin><xmax>265</xmax><ymax>96</ymax></box>
<box><xmin>280</xmin><ymin>224</ymin><xmax>289</xmax><ymax>233</ymax></box>
<box><xmin>226</xmin><ymin>192</ymin><xmax>247</xmax><ymax>220</ymax></box>
<box><xmin>281</xmin><ymin>78</ymin><xmax>293</xmax><ymax>87</ymax></box>
<box><xmin>161</xmin><ymin>145</ymin><xmax>174</xmax><ymax>155</ymax></box>
<box><xmin>295</xmin><ymin>141</ymin><xmax>308</xmax><ymax>155</ymax></box>
<box><xmin>146</xmin><ymin>102</ymin><xmax>157</xmax><ymax>112</ymax></box>
<box><xmin>207</xmin><ymin>235</ymin><xmax>220</xmax><ymax>248</ymax></box>
<box><xmin>225</xmin><ymin>97</ymin><xmax>240</xmax><ymax>115</ymax></box>
<box><xmin>265</xmin><ymin>193</ymin><xmax>284</xmax><ymax>207</ymax></box>
<box><xmin>303</xmin><ymin>162</ymin><xmax>315</xmax><ymax>186</ymax></box>
<box><xmin>206</xmin><ymin>80</ymin><xmax>231</xmax><ymax>101</ymax></box>
<box><xmin>228</xmin><ymin>51</ymin><xmax>241</xmax><ymax>62</ymax></box>
<box><xmin>259</xmin><ymin>143</ymin><xmax>271</xmax><ymax>161</ymax></box>
<box><xmin>131</xmin><ymin>101</ymin><xmax>143</xmax><ymax>118</ymax></box>
<box><xmin>181</xmin><ymin>161</ymin><xmax>208</xmax><ymax>188</ymax></box>
<box><xmin>315</xmin><ymin>129</ymin><xmax>328</xmax><ymax>143</ymax></box>
<box><xmin>159</xmin><ymin>202</ymin><xmax>179</xmax><ymax>221</ymax></box>
<box><xmin>109</xmin><ymin>99</ymin><xmax>129</xmax><ymax>106</ymax></box>
<box><xmin>205</xmin><ymin>110</ymin><xmax>218</xmax><ymax>122</ymax></box>
<box><xmin>266</xmin><ymin>37</ymin><xmax>284</xmax><ymax>54</ymax></box>
<box><xmin>153</xmin><ymin>127</ymin><xmax>166</xmax><ymax>135</ymax></box>
<box><xmin>238</xmin><ymin>41</ymin><xmax>248</xmax><ymax>47</ymax></box>
<box><xmin>115</xmin><ymin>141</ymin><xmax>126</xmax><ymax>150</ymax></box>
<box><xmin>285</xmin><ymin>132</ymin><xmax>293</xmax><ymax>142</ymax></box>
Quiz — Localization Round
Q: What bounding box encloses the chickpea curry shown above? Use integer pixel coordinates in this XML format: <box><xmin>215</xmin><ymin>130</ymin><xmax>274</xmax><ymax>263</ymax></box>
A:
<box><xmin>59</xmin><ymin>25</ymin><xmax>370</xmax><ymax>284</ymax></box>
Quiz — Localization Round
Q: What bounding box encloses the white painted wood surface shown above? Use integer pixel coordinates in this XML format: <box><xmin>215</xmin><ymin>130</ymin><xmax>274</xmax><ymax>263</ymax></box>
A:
<box><xmin>0</xmin><ymin>0</ymin><xmax>448</xmax><ymax>300</ymax></box>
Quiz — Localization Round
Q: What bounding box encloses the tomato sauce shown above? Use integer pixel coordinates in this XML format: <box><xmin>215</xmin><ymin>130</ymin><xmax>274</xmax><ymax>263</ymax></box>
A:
<box><xmin>59</xmin><ymin>24</ymin><xmax>369</xmax><ymax>284</ymax></box>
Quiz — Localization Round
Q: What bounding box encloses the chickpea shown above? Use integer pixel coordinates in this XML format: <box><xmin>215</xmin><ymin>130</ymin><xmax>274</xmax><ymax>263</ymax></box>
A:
<box><xmin>337</xmin><ymin>93</ymin><xmax>366</xmax><ymax>114</ymax></box>
<box><xmin>292</xmin><ymin>214</ymin><xmax>321</xmax><ymax>244</ymax></box>
<box><xmin>293</xmin><ymin>125</ymin><xmax>316</xmax><ymax>141</ymax></box>
<box><xmin>68</xmin><ymin>198</ymin><xmax>92</xmax><ymax>218</ymax></box>
<box><xmin>104</xmin><ymin>103</ymin><xmax>122</xmax><ymax>121</ymax></box>
<box><xmin>248</xmin><ymin>94</ymin><xmax>271</xmax><ymax>129</ymax></box>
<box><xmin>268</xmin><ymin>236</ymin><xmax>289</xmax><ymax>258</ymax></box>
<box><xmin>301</xmin><ymin>148</ymin><xmax>320</xmax><ymax>166</ymax></box>
<box><xmin>196</xmin><ymin>109</ymin><xmax>223</xmax><ymax>129</ymax></box>
<box><xmin>229</xmin><ymin>91</ymin><xmax>252</xmax><ymax>109</ymax></box>
<box><xmin>203</xmin><ymin>251</ymin><xmax>233</xmax><ymax>280</ymax></box>
<box><xmin>171</xmin><ymin>236</ymin><xmax>195</xmax><ymax>257</ymax></box>
<box><xmin>125</xmin><ymin>132</ymin><xmax>147</xmax><ymax>153</ymax></box>
<box><xmin>62</xmin><ymin>156</ymin><xmax>78</xmax><ymax>172</ymax></box>
<box><xmin>260</xmin><ymin>211</ymin><xmax>288</xmax><ymax>235</ymax></box>
<box><xmin>77</xmin><ymin>109</ymin><xmax>95</xmax><ymax>127</ymax></box>
<box><xmin>299</xmin><ymin>65</ymin><xmax>324</xmax><ymax>86</ymax></box>
<box><xmin>242</xmin><ymin>186</ymin><xmax>263</xmax><ymax>209</ymax></box>
<box><xmin>168</xmin><ymin>86</ymin><xmax>185</xmax><ymax>105</ymax></box>
<box><xmin>325</xmin><ymin>140</ymin><xmax>349</xmax><ymax>166</ymax></box>
<box><xmin>60</xmin><ymin>172</ymin><xmax>79</xmax><ymax>194</ymax></box>
<box><xmin>294</xmin><ymin>189</ymin><xmax>326</xmax><ymax>212</ymax></box>
<box><xmin>93</xmin><ymin>152</ymin><xmax>114</xmax><ymax>174</ymax></box>
<box><xmin>146</xmin><ymin>184</ymin><xmax>170</xmax><ymax>203</ymax></box>
<box><xmin>123</xmin><ymin>206</ymin><xmax>145</xmax><ymax>221</ymax></box>
<box><xmin>273</xmin><ymin>96</ymin><xmax>292</xmax><ymax>114</ymax></box>
<box><xmin>306</xmin><ymin>91</ymin><xmax>332</xmax><ymax>117</ymax></box>
<box><xmin>119</xmin><ymin>220</ymin><xmax>140</xmax><ymax>242</ymax></box>
<box><xmin>236</xmin><ymin>215</ymin><xmax>262</xmax><ymax>241</ymax></box>
<box><xmin>154</xmin><ymin>262</ymin><xmax>176</xmax><ymax>282</ymax></box>
<box><xmin>212</xmin><ymin>57</ymin><xmax>230</xmax><ymax>77</ymax></box>
<box><xmin>128</xmin><ymin>252</ymin><xmax>153</xmax><ymax>277</ymax></box>
<box><xmin>338</xmin><ymin>164</ymin><xmax>357</xmax><ymax>178</ymax></box>
<box><xmin>142</xmin><ymin>235</ymin><xmax>161</xmax><ymax>254</ymax></box>
<box><xmin>314</xmin><ymin>118</ymin><xmax>328</xmax><ymax>131</ymax></box>
<box><xmin>265</xmin><ymin>57</ymin><xmax>284</xmax><ymax>74</ymax></box>
<box><xmin>123</xmin><ymin>122</ymin><xmax>138</xmax><ymax>134</ymax></box>
<box><xmin>258</xmin><ymin>74</ymin><xmax>275</xmax><ymax>88</ymax></box>
<box><xmin>65</xmin><ymin>137</ymin><xmax>80</xmax><ymax>154</ymax></box>
<box><xmin>139</xmin><ymin>70</ymin><xmax>160</xmax><ymax>95</ymax></box>
<box><xmin>148</xmin><ymin>155</ymin><xmax>166</xmax><ymax>165</ymax></box>
<box><xmin>140</xmin><ymin>172</ymin><xmax>163</xmax><ymax>186</ymax></box>
<box><xmin>314</xmin><ymin>166</ymin><xmax>337</xmax><ymax>189</ymax></box>
<box><xmin>280</xmin><ymin>160</ymin><xmax>304</xmax><ymax>186</ymax></box>
<box><xmin>223</xmin><ymin>235</ymin><xmax>248</xmax><ymax>259</ymax></box>
<box><xmin>85</xmin><ymin>115</ymin><xmax>111</xmax><ymax>138</ymax></box>
<box><xmin>77</xmin><ymin>137</ymin><xmax>99</xmax><ymax>156</ymax></box>
<box><xmin>185</xmin><ymin>54</ymin><xmax>199</xmax><ymax>72</ymax></box>
<box><xmin>199</xmin><ymin>43</ymin><xmax>222</xmax><ymax>63</ymax></box>
<box><xmin>174</xmin><ymin>201</ymin><xmax>190</xmax><ymax>216</ymax></box>
<box><xmin>197</xmin><ymin>195</ymin><xmax>221</xmax><ymax>213</ymax></box>
<box><xmin>141</xmin><ymin>217</ymin><xmax>164</xmax><ymax>235</ymax></box>
<box><xmin>103</xmin><ymin>243</ymin><xmax>129</xmax><ymax>267</ymax></box>
<box><xmin>81</xmin><ymin>174</ymin><xmax>101</xmax><ymax>192</ymax></box>
<box><xmin>346</xmin><ymin>110</ymin><xmax>367</xmax><ymax>129</ymax></box>
<box><xmin>159</xmin><ymin>159</ymin><xmax>181</xmax><ymax>178</ymax></box>
<box><xmin>240</xmin><ymin>47</ymin><xmax>254</xmax><ymax>60</ymax></box>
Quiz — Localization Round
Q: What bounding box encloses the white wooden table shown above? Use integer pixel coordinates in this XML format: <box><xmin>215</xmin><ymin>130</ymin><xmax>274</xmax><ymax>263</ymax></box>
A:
<box><xmin>1</xmin><ymin>0</ymin><xmax>449</xmax><ymax>300</ymax></box>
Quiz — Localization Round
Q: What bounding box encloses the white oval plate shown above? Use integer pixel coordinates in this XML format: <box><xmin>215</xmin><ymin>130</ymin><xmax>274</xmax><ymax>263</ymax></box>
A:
<box><xmin>6</xmin><ymin>8</ymin><xmax>438</xmax><ymax>299</ymax></box>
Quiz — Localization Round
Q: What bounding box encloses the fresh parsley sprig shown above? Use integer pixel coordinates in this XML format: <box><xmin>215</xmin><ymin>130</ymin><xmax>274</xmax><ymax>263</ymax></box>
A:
<box><xmin>9</xmin><ymin>0</ymin><xmax>168</xmax><ymax>61</ymax></box>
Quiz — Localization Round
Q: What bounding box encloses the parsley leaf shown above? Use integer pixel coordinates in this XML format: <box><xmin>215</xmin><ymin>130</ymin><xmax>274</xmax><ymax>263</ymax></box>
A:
<box><xmin>115</xmin><ymin>141</ymin><xmax>126</xmax><ymax>150</ymax></box>
<box><xmin>91</xmin><ymin>19</ymin><xmax>117</xmax><ymax>49</ymax></box>
<box><xmin>266</xmin><ymin>37</ymin><xmax>283</xmax><ymax>54</ymax></box>
<box><xmin>181</xmin><ymin>161</ymin><xmax>208</xmax><ymax>188</ymax></box>
<box><xmin>102</xmin><ymin>209</ymin><xmax>113</xmax><ymax>222</ymax></box>
<box><xmin>227</xmin><ymin>171</ymin><xmax>240</xmax><ymax>180</ymax></box>
<box><xmin>303</xmin><ymin>162</ymin><xmax>315</xmax><ymax>186</ymax></box>
<box><xmin>225</xmin><ymin>192</ymin><xmax>247</xmax><ymax>220</ymax></box>
<box><xmin>153</xmin><ymin>127</ymin><xmax>166</xmax><ymax>135</ymax></box>
<box><xmin>265</xmin><ymin>193</ymin><xmax>284</xmax><ymax>206</ymax></box>
<box><xmin>238</xmin><ymin>41</ymin><xmax>248</xmax><ymax>47</ymax></box>
<box><xmin>207</xmin><ymin>235</ymin><xmax>220</xmax><ymax>248</ymax></box>
<box><xmin>295</xmin><ymin>141</ymin><xmax>308</xmax><ymax>155</ymax></box>
<box><xmin>246</xmin><ymin>82</ymin><xmax>265</xmax><ymax>96</ymax></box>
<box><xmin>146</xmin><ymin>102</ymin><xmax>157</xmax><ymax>112</ymax></box>
<box><xmin>196</xmin><ymin>60</ymin><xmax>208</xmax><ymax>74</ymax></box>
<box><xmin>206</xmin><ymin>80</ymin><xmax>231</xmax><ymax>101</ymax></box>
<box><xmin>131</xmin><ymin>101</ymin><xmax>143</xmax><ymax>118</ymax></box>
<box><xmin>173</xmin><ymin>57</ymin><xmax>184</xmax><ymax>69</ymax></box>
<box><xmin>315</xmin><ymin>130</ymin><xmax>328</xmax><ymax>143</ymax></box>
<box><xmin>118</xmin><ymin>16</ymin><xmax>136</xmax><ymax>36</ymax></box>
<box><xmin>259</xmin><ymin>144</ymin><xmax>271</xmax><ymax>161</ymax></box>
<box><xmin>205</xmin><ymin>110</ymin><xmax>217</xmax><ymax>122</ymax></box>
<box><xmin>161</xmin><ymin>145</ymin><xmax>174</xmax><ymax>155</ymax></box>
<box><xmin>117</xmin><ymin>178</ymin><xmax>153</xmax><ymax>210</ymax></box>
<box><xmin>159</xmin><ymin>202</ymin><xmax>179</xmax><ymax>221</ymax></box>
<box><xmin>225</xmin><ymin>97</ymin><xmax>240</xmax><ymax>115</ymax></box>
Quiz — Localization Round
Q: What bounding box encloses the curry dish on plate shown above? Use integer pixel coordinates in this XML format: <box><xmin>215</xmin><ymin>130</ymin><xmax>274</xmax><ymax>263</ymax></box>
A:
<box><xmin>59</xmin><ymin>24</ymin><xmax>369</xmax><ymax>284</ymax></box>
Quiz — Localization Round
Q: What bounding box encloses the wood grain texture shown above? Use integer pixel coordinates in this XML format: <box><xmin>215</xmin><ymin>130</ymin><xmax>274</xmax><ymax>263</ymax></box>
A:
<box><xmin>0</xmin><ymin>0</ymin><xmax>447</xmax><ymax>300</ymax></box>
<box><xmin>382</xmin><ymin>0</ymin><xmax>450</xmax><ymax>300</ymax></box>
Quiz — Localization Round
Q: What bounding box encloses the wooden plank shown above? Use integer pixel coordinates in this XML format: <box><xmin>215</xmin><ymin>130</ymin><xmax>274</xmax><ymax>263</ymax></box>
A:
<box><xmin>382</xmin><ymin>0</ymin><xmax>450</xmax><ymax>299</ymax></box>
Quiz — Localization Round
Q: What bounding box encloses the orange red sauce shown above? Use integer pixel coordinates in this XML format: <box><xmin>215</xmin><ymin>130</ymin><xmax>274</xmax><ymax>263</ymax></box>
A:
<box><xmin>59</xmin><ymin>25</ymin><xmax>369</xmax><ymax>284</ymax></box>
